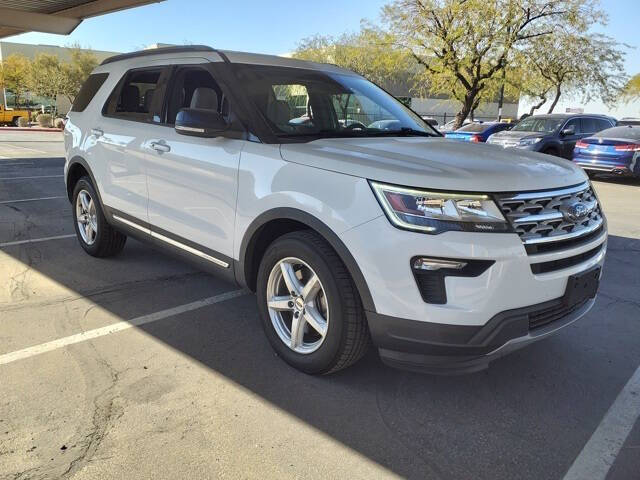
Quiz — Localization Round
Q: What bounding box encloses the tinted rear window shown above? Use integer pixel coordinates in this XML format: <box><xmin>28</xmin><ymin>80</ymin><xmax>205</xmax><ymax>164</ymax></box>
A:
<box><xmin>71</xmin><ymin>73</ymin><xmax>108</xmax><ymax>112</ymax></box>
<box><xmin>595</xmin><ymin>126</ymin><xmax>640</xmax><ymax>140</ymax></box>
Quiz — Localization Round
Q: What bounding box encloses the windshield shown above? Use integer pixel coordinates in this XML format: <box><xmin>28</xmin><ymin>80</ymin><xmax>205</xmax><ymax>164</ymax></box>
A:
<box><xmin>232</xmin><ymin>64</ymin><xmax>438</xmax><ymax>140</ymax></box>
<box><xmin>511</xmin><ymin>117</ymin><xmax>564</xmax><ymax>133</ymax></box>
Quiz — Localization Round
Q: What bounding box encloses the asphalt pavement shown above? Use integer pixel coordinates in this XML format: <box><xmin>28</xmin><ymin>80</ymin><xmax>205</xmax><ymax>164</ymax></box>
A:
<box><xmin>0</xmin><ymin>131</ymin><xmax>639</xmax><ymax>480</ymax></box>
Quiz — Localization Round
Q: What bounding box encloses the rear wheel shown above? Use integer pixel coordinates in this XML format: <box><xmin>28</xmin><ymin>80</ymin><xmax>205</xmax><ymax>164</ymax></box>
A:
<box><xmin>12</xmin><ymin>117</ymin><xmax>20</xmax><ymax>127</ymax></box>
<box><xmin>256</xmin><ymin>230</ymin><xmax>370</xmax><ymax>374</ymax></box>
<box><xmin>72</xmin><ymin>177</ymin><xmax>127</xmax><ymax>257</ymax></box>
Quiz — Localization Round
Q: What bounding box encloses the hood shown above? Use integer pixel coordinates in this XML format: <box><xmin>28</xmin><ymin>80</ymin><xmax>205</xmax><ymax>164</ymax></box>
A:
<box><xmin>280</xmin><ymin>137</ymin><xmax>586</xmax><ymax>192</ymax></box>
<box><xmin>490</xmin><ymin>130</ymin><xmax>545</xmax><ymax>141</ymax></box>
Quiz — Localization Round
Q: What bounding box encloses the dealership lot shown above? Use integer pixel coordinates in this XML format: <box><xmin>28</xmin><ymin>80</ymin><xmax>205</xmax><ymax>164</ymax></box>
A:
<box><xmin>1</xmin><ymin>131</ymin><xmax>639</xmax><ymax>479</ymax></box>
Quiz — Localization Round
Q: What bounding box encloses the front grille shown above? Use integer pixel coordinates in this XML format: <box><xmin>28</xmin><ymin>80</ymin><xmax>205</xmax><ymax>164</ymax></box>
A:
<box><xmin>530</xmin><ymin>244</ymin><xmax>604</xmax><ymax>274</ymax></box>
<box><xmin>528</xmin><ymin>298</ymin><xmax>590</xmax><ymax>330</ymax></box>
<box><xmin>495</xmin><ymin>182</ymin><xmax>604</xmax><ymax>253</ymax></box>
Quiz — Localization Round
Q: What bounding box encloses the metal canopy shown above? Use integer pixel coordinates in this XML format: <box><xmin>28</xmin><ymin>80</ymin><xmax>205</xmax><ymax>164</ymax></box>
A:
<box><xmin>0</xmin><ymin>0</ymin><xmax>164</xmax><ymax>39</ymax></box>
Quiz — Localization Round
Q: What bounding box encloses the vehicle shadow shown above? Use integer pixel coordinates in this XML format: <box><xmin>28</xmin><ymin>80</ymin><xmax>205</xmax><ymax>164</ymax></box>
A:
<box><xmin>2</xmin><ymin>172</ymin><xmax>640</xmax><ymax>479</ymax></box>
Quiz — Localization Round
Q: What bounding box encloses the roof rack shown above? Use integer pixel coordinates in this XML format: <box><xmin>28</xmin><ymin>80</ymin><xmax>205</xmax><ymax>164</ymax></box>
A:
<box><xmin>100</xmin><ymin>45</ymin><xmax>216</xmax><ymax>66</ymax></box>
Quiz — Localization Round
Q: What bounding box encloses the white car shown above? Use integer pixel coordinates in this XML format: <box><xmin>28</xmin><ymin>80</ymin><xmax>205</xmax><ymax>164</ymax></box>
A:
<box><xmin>64</xmin><ymin>46</ymin><xmax>607</xmax><ymax>375</ymax></box>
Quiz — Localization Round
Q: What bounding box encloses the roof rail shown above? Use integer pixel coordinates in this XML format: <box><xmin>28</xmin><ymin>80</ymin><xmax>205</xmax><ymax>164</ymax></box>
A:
<box><xmin>100</xmin><ymin>45</ymin><xmax>216</xmax><ymax>66</ymax></box>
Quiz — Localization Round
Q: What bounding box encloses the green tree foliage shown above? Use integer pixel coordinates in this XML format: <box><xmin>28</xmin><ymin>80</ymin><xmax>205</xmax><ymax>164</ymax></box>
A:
<box><xmin>27</xmin><ymin>54</ymin><xmax>67</xmax><ymax>114</ymax></box>
<box><xmin>382</xmin><ymin>0</ymin><xmax>619</xmax><ymax>127</ymax></box>
<box><xmin>622</xmin><ymin>73</ymin><xmax>640</xmax><ymax>101</ymax></box>
<box><xmin>0</xmin><ymin>54</ymin><xmax>30</xmax><ymax>105</ymax></box>
<box><xmin>294</xmin><ymin>27</ymin><xmax>414</xmax><ymax>90</ymax></box>
<box><xmin>61</xmin><ymin>46</ymin><xmax>99</xmax><ymax>104</ymax></box>
<box><xmin>519</xmin><ymin>32</ymin><xmax>626</xmax><ymax>114</ymax></box>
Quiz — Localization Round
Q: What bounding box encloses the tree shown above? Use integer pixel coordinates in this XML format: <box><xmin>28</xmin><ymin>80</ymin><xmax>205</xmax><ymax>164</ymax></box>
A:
<box><xmin>294</xmin><ymin>27</ymin><xmax>415</xmax><ymax>91</ymax></box>
<box><xmin>622</xmin><ymin>73</ymin><xmax>640</xmax><ymax>101</ymax></box>
<box><xmin>521</xmin><ymin>32</ymin><xmax>626</xmax><ymax>113</ymax></box>
<box><xmin>26</xmin><ymin>54</ymin><xmax>67</xmax><ymax>114</ymax></box>
<box><xmin>0</xmin><ymin>54</ymin><xmax>30</xmax><ymax>106</ymax></box>
<box><xmin>383</xmin><ymin>0</ymin><xmax>608</xmax><ymax>127</ymax></box>
<box><xmin>60</xmin><ymin>46</ymin><xmax>99</xmax><ymax>105</ymax></box>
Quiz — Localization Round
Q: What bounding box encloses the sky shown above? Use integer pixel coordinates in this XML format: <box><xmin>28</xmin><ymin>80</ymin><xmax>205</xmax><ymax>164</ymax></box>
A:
<box><xmin>5</xmin><ymin>0</ymin><xmax>640</xmax><ymax>117</ymax></box>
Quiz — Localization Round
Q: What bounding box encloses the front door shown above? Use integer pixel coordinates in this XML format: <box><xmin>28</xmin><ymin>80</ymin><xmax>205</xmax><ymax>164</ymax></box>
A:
<box><xmin>144</xmin><ymin>65</ymin><xmax>243</xmax><ymax>262</ymax></box>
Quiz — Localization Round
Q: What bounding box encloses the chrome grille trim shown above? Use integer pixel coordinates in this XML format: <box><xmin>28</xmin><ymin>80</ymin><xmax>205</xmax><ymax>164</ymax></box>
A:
<box><xmin>495</xmin><ymin>182</ymin><xmax>604</xmax><ymax>246</ymax></box>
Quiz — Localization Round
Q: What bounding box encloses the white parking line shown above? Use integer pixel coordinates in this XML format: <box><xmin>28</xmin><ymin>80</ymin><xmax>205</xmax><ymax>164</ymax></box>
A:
<box><xmin>0</xmin><ymin>195</ymin><xmax>65</xmax><ymax>205</ymax></box>
<box><xmin>0</xmin><ymin>175</ymin><xmax>63</xmax><ymax>180</ymax></box>
<box><xmin>1</xmin><ymin>144</ymin><xmax>46</xmax><ymax>154</ymax></box>
<box><xmin>0</xmin><ymin>289</ymin><xmax>248</xmax><ymax>366</ymax></box>
<box><xmin>563</xmin><ymin>365</ymin><xmax>640</xmax><ymax>480</ymax></box>
<box><xmin>0</xmin><ymin>234</ymin><xmax>76</xmax><ymax>248</ymax></box>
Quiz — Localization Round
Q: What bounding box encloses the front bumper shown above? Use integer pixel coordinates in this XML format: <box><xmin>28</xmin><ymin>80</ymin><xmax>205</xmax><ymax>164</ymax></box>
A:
<box><xmin>369</xmin><ymin>296</ymin><xmax>595</xmax><ymax>374</ymax></box>
<box><xmin>341</xmin><ymin>215</ymin><xmax>607</xmax><ymax>373</ymax></box>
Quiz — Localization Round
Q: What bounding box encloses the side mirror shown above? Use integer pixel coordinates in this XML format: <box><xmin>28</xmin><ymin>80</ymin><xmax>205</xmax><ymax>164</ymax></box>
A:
<box><xmin>561</xmin><ymin>126</ymin><xmax>575</xmax><ymax>136</ymax></box>
<box><xmin>175</xmin><ymin>108</ymin><xmax>228</xmax><ymax>137</ymax></box>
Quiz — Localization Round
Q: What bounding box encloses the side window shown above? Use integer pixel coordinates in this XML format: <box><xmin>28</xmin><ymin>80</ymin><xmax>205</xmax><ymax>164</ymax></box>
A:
<box><xmin>596</xmin><ymin>118</ymin><xmax>613</xmax><ymax>132</ymax></box>
<box><xmin>103</xmin><ymin>68</ymin><xmax>167</xmax><ymax>122</ymax></box>
<box><xmin>564</xmin><ymin>119</ymin><xmax>581</xmax><ymax>135</ymax></box>
<box><xmin>71</xmin><ymin>73</ymin><xmax>108</xmax><ymax>112</ymax></box>
<box><xmin>580</xmin><ymin>118</ymin><xmax>598</xmax><ymax>134</ymax></box>
<box><xmin>166</xmin><ymin>67</ymin><xmax>224</xmax><ymax>125</ymax></box>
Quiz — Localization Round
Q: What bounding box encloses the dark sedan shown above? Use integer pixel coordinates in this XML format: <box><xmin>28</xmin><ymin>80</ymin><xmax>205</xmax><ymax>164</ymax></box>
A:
<box><xmin>573</xmin><ymin>125</ymin><xmax>640</xmax><ymax>177</ymax></box>
<box><xmin>445</xmin><ymin>122</ymin><xmax>512</xmax><ymax>143</ymax></box>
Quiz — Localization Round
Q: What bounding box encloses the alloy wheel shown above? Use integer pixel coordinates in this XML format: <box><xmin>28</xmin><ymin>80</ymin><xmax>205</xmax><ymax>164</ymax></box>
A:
<box><xmin>76</xmin><ymin>189</ymin><xmax>98</xmax><ymax>245</ymax></box>
<box><xmin>266</xmin><ymin>257</ymin><xmax>329</xmax><ymax>354</ymax></box>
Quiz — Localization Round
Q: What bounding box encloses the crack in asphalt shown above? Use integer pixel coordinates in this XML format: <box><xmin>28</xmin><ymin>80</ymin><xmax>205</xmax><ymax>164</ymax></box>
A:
<box><xmin>59</xmin><ymin>356</ymin><xmax>124</xmax><ymax>479</ymax></box>
<box><xmin>0</xmin><ymin>271</ymin><xmax>206</xmax><ymax>313</ymax></box>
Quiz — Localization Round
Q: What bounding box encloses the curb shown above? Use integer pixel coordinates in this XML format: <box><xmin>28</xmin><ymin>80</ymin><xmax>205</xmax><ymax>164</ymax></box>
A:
<box><xmin>0</xmin><ymin>127</ymin><xmax>63</xmax><ymax>132</ymax></box>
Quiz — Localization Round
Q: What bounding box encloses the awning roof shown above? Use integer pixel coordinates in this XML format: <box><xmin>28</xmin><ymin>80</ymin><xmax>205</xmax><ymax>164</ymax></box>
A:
<box><xmin>0</xmin><ymin>0</ymin><xmax>164</xmax><ymax>39</ymax></box>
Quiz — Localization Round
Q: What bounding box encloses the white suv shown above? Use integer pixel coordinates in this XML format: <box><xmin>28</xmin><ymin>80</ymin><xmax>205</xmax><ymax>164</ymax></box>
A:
<box><xmin>64</xmin><ymin>46</ymin><xmax>606</xmax><ymax>375</ymax></box>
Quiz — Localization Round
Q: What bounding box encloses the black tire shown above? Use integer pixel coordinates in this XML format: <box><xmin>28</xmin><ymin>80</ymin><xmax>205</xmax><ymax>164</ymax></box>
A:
<box><xmin>72</xmin><ymin>176</ymin><xmax>127</xmax><ymax>257</ymax></box>
<box><xmin>256</xmin><ymin>230</ymin><xmax>370</xmax><ymax>375</ymax></box>
<box><xmin>12</xmin><ymin>117</ymin><xmax>20</xmax><ymax>127</ymax></box>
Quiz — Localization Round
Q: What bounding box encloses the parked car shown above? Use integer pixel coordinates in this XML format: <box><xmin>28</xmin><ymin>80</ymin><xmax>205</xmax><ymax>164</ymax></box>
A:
<box><xmin>64</xmin><ymin>45</ymin><xmax>606</xmax><ymax>375</ymax></box>
<box><xmin>420</xmin><ymin>116</ymin><xmax>439</xmax><ymax>128</ymax></box>
<box><xmin>439</xmin><ymin>118</ymin><xmax>472</xmax><ymax>132</ymax></box>
<box><xmin>445</xmin><ymin>122</ymin><xmax>512</xmax><ymax>143</ymax></box>
<box><xmin>0</xmin><ymin>104</ymin><xmax>30</xmax><ymax>126</ymax></box>
<box><xmin>487</xmin><ymin>113</ymin><xmax>615</xmax><ymax>158</ymax></box>
<box><xmin>618</xmin><ymin>117</ymin><xmax>640</xmax><ymax>127</ymax></box>
<box><xmin>573</xmin><ymin>125</ymin><xmax>640</xmax><ymax>177</ymax></box>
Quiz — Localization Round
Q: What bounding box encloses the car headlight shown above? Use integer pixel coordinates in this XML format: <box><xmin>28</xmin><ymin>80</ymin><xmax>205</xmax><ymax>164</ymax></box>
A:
<box><xmin>517</xmin><ymin>137</ymin><xmax>543</xmax><ymax>146</ymax></box>
<box><xmin>370</xmin><ymin>181</ymin><xmax>510</xmax><ymax>234</ymax></box>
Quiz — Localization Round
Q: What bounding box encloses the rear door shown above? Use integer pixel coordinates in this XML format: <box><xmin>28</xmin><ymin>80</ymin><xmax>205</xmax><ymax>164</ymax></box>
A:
<box><xmin>143</xmin><ymin>62</ymin><xmax>243</xmax><ymax>264</ymax></box>
<box><xmin>92</xmin><ymin>66</ymin><xmax>170</xmax><ymax>221</ymax></box>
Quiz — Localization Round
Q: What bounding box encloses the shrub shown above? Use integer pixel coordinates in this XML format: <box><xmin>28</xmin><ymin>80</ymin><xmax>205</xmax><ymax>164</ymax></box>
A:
<box><xmin>37</xmin><ymin>114</ymin><xmax>53</xmax><ymax>128</ymax></box>
<box><xmin>17</xmin><ymin>117</ymin><xmax>29</xmax><ymax>128</ymax></box>
<box><xmin>54</xmin><ymin>117</ymin><xmax>65</xmax><ymax>129</ymax></box>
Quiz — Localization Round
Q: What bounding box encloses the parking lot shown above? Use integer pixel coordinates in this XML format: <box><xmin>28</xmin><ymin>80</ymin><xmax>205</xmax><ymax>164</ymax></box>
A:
<box><xmin>1</xmin><ymin>130</ymin><xmax>639</xmax><ymax>479</ymax></box>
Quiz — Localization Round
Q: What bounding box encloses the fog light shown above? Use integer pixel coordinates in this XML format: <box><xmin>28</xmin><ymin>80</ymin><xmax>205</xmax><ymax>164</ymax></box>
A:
<box><xmin>413</xmin><ymin>257</ymin><xmax>468</xmax><ymax>271</ymax></box>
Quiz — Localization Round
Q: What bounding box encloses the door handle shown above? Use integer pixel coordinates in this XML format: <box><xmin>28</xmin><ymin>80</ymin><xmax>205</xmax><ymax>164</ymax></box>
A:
<box><xmin>91</xmin><ymin>128</ymin><xmax>103</xmax><ymax>137</ymax></box>
<box><xmin>150</xmin><ymin>141</ymin><xmax>171</xmax><ymax>153</ymax></box>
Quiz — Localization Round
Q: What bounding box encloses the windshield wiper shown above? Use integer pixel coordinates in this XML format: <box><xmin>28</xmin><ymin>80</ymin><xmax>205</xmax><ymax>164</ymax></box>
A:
<box><xmin>371</xmin><ymin>127</ymin><xmax>436</xmax><ymax>137</ymax></box>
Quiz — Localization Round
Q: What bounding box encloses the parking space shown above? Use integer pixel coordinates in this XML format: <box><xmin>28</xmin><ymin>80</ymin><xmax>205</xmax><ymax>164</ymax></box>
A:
<box><xmin>1</xmin><ymin>132</ymin><xmax>640</xmax><ymax>479</ymax></box>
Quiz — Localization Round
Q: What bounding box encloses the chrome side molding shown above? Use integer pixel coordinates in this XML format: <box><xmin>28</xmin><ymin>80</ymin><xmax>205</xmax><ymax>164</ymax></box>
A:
<box><xmin>112</xmin><ymin>214</ymin><xmax>230</xmax><ymax>268</ymax></box>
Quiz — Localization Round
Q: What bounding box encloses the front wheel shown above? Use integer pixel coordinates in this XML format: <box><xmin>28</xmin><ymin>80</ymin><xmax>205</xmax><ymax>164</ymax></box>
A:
<box><xmin>256</xmin><ymin>231</ymin><xmax>370</xmax><ymax>374</ymax></box>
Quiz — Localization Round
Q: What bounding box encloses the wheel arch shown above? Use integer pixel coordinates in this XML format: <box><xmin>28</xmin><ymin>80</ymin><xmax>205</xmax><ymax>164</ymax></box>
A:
<box><xmin>237</xmin><ymin>208</ymin><xmax>376</xmax><ymax>312</ymax></box>
<box><xmin>66</xmin><ymin>156</ymin><xmax>102</xmax><ymax>204</ymax></box>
